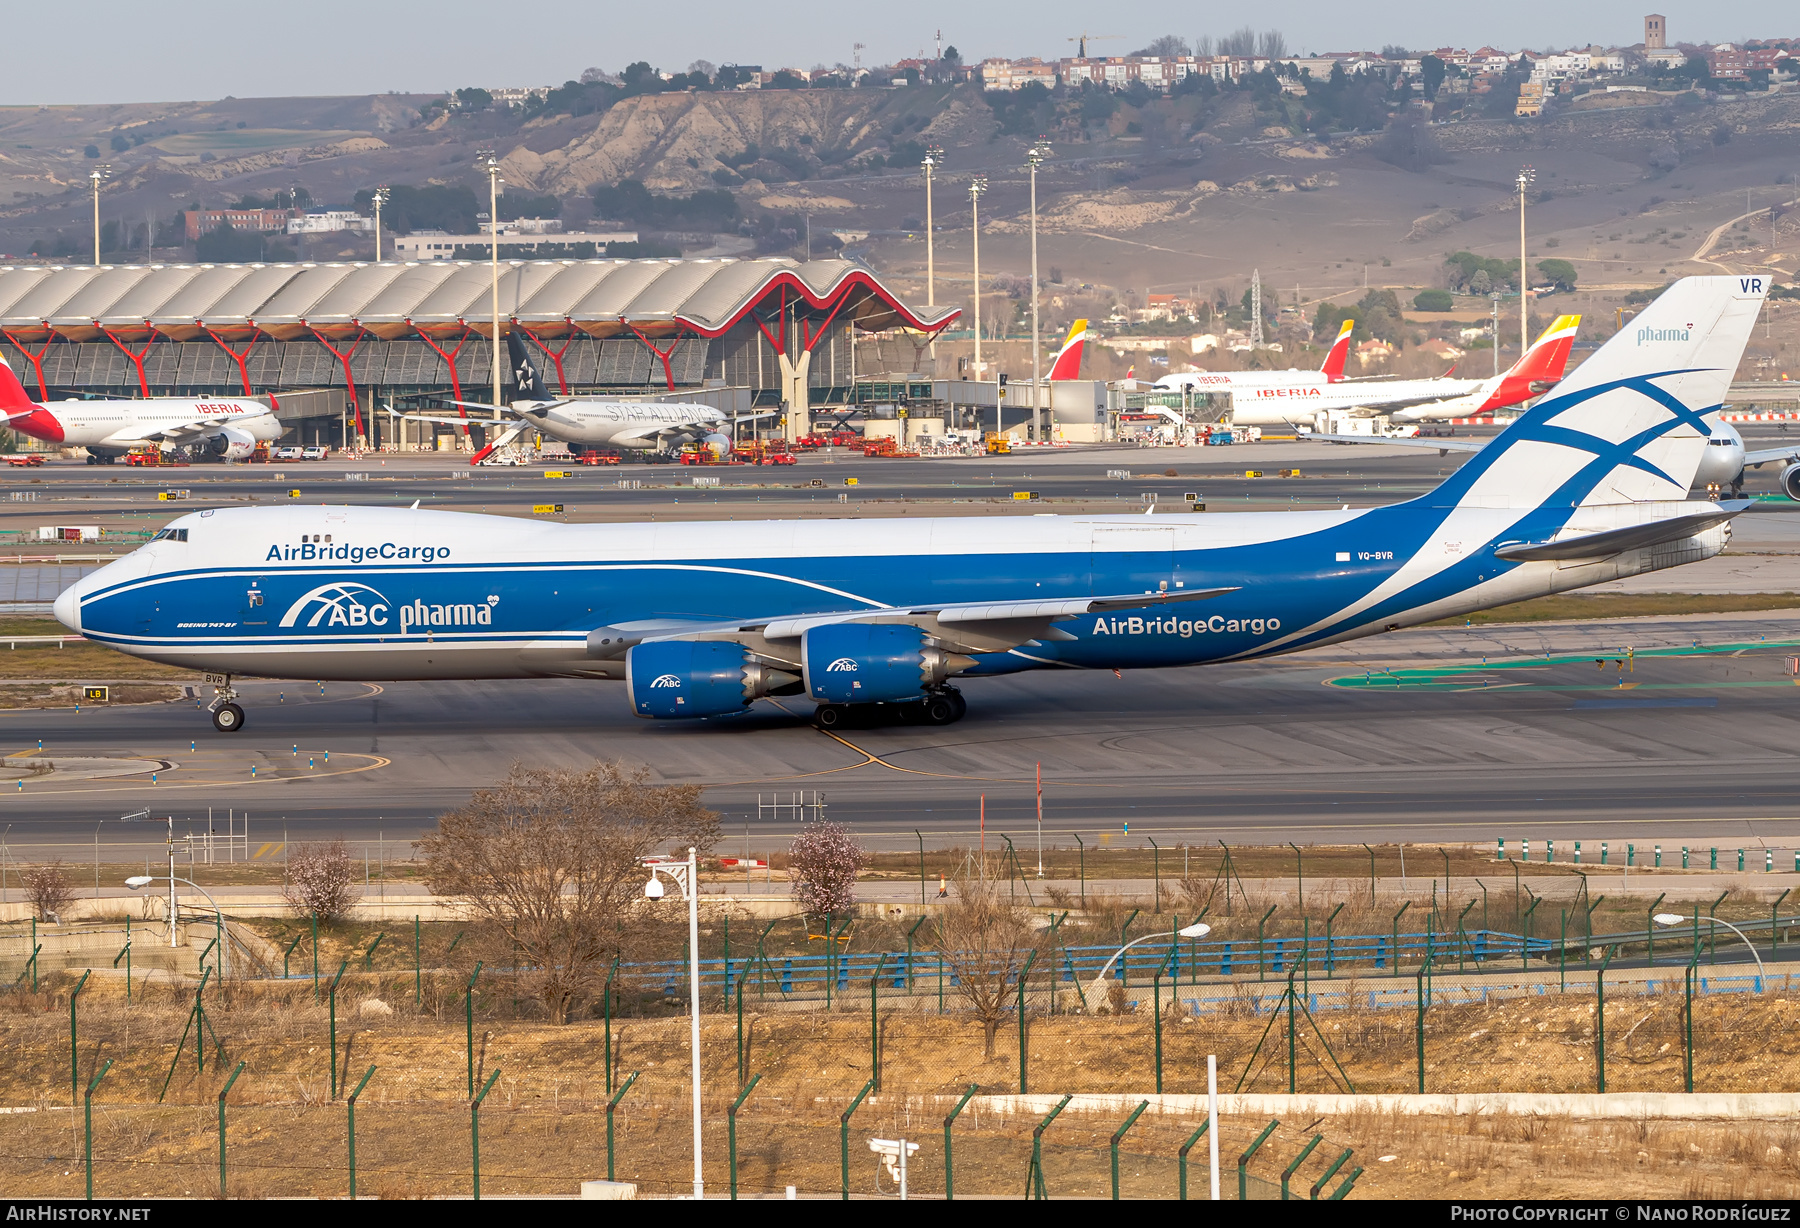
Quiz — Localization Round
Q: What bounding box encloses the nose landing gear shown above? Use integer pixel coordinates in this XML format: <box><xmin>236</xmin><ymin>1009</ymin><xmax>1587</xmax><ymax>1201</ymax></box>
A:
<box><xmin>206</xmin><ymin>675</ymin><xmax>245</xmax><ymax>733</ymax></box>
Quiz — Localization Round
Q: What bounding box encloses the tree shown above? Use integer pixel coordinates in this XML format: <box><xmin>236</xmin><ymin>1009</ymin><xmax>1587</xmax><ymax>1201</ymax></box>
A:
<box><xmin>1413</xmin><ymin>289</ymin><xmax>1454</xmax><ymax>312</ymax></box>
<box><xmin>933</xmin><ymin>876</ymin><xmax>1043</xmax><ymax>1058</ymax></box>
<box><xmin>1421</xmin><ymin>54</ymin><xmax>1446</xmax><ymax>98</ymax></box>
<box><xmin>1133</xmin><ymin>35</ymin><xmax>1190</xmax><ymax>57</ymax></box>
<box><xmin>1536</xmin><ymin>258</ymin><xmax>1578</xmax><ymax>292</ymax></box>
<box><xmin>453</xmin><ymin>87</ymin><xmax>492</xmax><ymax>111</ymax></box>
<box><xmin>420</xmin><ymin>762</ymin><xmax>718</xmax><ymax>1023</ymax></box>
<box><xmin>109</xmin><ymin>134</ymin><xmax>129</xmax><ymax>153</ymax></box>
<box><xmin>24</xmin><ymin>860</ymin><xmax>75</xmax><ymax>922</ymax></box>
<box><xmin>1373</xmin><ymin>113</ymin><xmax>1450</xmax><ymax>171</ymax></box>
<box><xmin>83</xmin><ymin>144</ymin><xmax>99</xmax><ymax>159</ymax></box>
<box><xmin>1257</xmin><ymin>29</ymin><xmax>1287</xmax><ymax>60</ymax></box>
<box><xmin>283</xmin><ymin>840</ymin><xmax>359</xmax><ymax>922</ymax></box>
<box><xmin>1218</xmin><ymin>26</ymin><xmax>1257</xmax><ymax>57</ymax></box>
<box><xmin>942</xmin><ymin>45</ymin><xmax>962</xmax><ymax>66</ymax></box>
<box><xmin>787</xmin><ymin>819</ymin><xmax>864</xmax><ymax>922</ymax></box>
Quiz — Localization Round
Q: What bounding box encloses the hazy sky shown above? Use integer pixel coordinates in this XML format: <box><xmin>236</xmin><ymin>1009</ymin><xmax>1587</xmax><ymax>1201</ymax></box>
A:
<box><xmin>6</xmin><ymin>1</ymin><xmax>1789</xmax><ymax>105</ymax></box>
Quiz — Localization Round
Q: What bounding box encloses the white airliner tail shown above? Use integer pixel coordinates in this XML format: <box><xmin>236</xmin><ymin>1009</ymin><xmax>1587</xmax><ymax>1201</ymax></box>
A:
<box><xmin>1446</xmin><ymin>276</ymin><xmax>1768</xmax><ymax>510</ymax></box>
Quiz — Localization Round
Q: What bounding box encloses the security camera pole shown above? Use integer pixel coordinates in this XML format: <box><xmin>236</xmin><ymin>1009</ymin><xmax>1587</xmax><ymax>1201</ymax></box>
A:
<box><xmin>645</xmin><ymin>847</ymin><xmax>703</xmax><ymax>1198</ymax></box>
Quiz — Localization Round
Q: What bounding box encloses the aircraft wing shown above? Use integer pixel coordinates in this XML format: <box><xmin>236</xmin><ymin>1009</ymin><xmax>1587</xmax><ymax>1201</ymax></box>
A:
<box><xmin>1307</xmin><ymin>432</ymin><xmax>1487</xmax><ymax>454</ymax></box>
<box><xmin>101</xmin><ymin>417</ymin><xmax>241</xmax><ymax>444</ymax></box>
<box><xmin>590</xmin><ymin>586</ymin><xmax>1241</xmax><ymax>660</ymax></box>
<box><xmin>1743</xmin><ymin>444</ymin><xmax>1800</xmax><ymax>468</ymax></box>
<box><xmin>394</xmin><ymin>411</ymin><xmax>518</xmax><ymax>426</ymax></box>
<box><xmin>439</xmin><ymin>398</ymin><xmax>570</xmax><ymax>416</ymax></box>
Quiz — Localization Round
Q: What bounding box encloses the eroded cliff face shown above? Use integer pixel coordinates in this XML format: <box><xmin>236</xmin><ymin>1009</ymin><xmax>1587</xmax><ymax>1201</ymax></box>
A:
<box><xmin>497</xmin><ymin>86</ymin><xmax>987</xmax><ymax>195</ymax></box>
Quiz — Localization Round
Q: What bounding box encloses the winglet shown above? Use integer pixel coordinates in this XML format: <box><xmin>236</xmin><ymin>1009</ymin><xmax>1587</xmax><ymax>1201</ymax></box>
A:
<box><xmin>1319</xmin><ymin>319</ymin><xmax>1355</xmax><ymax>382</ymax></box>
<box><xmin>1048</xmin><ymin>319</ymin><xmax>1088</xmax><ymax>380</ymax></box>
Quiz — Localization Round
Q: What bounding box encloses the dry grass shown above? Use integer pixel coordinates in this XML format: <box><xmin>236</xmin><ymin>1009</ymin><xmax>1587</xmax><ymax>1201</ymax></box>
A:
<box><xmin>3</xmin><ymin>973</ymin><xmax>1800</xmax><ymax>1197</ymax></box>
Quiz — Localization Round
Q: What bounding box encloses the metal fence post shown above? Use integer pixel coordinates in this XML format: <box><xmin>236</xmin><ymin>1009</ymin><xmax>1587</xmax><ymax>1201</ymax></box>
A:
<box><xmin>1596</xmin><ymin>958</ymin><xmax>1610</xmax><ymax>1093</ymax></box>
<box><xmin>1240</xmin><ymin>1119</ymin><xmax>1280</xmax><ymax>1202</ymax></box>
<box><xmin>1110</xmin><ymin>1100</ymin><xmax>1150</xmax><ymax>1199</ymax></box>
<box><xmin>1154</xmin><ymin>950</ymin><xmax>1177</xmax><ymax>1093</ymax></box>
<box><xmin>470</xmin><ymin>1066</ymin><xmax>501</xmax><ymax>1200</ymax></box>
<box><xmin>83</xmin><ymin>1059</ymin><xmax>112</xmax><ymax>1200</ymax></box>
<box><xmin>312</xmin><ymin>910</ymin><xmax>319</xmax><ymax>1001</ymax></box>
<box><xmin>915</xmin><ymin>828</ymin><xmax>926</xmax><ymax>905</ymax></box>
<box><xmin>1684</xmin><ymin>961</ymin><xmax>1696</xmax><ymax>1094</ymax></box>
<box><xmin>347</xmin><ymin>1064</ymin><xmax>376</xmax><ymax>1199</ymax></box>
<box><xmin>1027</xmin><ymin>1094</ymin><xmax>1074</xmax><ymax>1200</ymax></box>
<box><xmin>217</xmin><ymin>1061</ymin><xmax>246</xmax><ymax>1198</ymax></box>
<box><xmin>1645</xmin><ymin>893</ymin><xmax>1666</xmax><ymax>969</ymax></box>
<box><xmin>736</xmin><ymin>971</ymin><xmax>749</xmax><ymax>1086</ymax></box>
<box><xmin>943</xmin><ymin>1083</ymin><xmax>979</xmax><ymax>1201</ymax></box>
<box><xmin>1416</xmin><ymin>958</ymin><xmax>1431</xmax><ymax>1093</ymax></box>
<box><xmin>283</xmin><ymin>931</ymin><xmax>304</xmax><ymax>981</ymax></box>
<box><xmin>1178</xmin><ymin>1119</ymin><xmax>1210</xmax><ymax>1200</ymax></box>
<box><xmin>1018</xmin><ymin>949</ymin><xmax>1037</xmax><ymax>1094</ymax></box>
<box><xmin>606</xmin><ymin>1071</ymin><xmax>639</xmax><ymax>1181</ymax></box>
<box><xmin>328</xmin><ymin>959</ymin><xmax>349</xmax><ymax>1098</ymax></box>
<box><xmin>728</xmin><ymin>1073</ymin><xmax>762</xmax><ymax>1200</ymax></box>
<box><xmin>1310</xmin><ymin>1147</ymin><xmax>1353</xmax><ymax>1200</ymax></box>
<box><xmin>870</xmin><ymin>954</ymin><xmax>887</xmax><ymax>1091</ymax></box>
<box><xmin>465</xmin><ymin>962</ymin><xmax>484</xmax><ymax>1098</ymax></box>
<box><xmin>69</xmin><ymin>969</ymin><xmax>90</xmax><ymax>1106</ymax></box>
<box><xmin>1390</xmin><ymin>902</ymin><xmax>1410</xmax><ymax>978</ymax></box>
<box><xmin>603</xmin><ymin>957</ymin><xmax>619</xmax><ymax>1094</ymax></box>
<box><xmin>840</xmin><ymin>1078</ymin><xmax>875</xmax><ymax>1200</ymax></box>
<box><xmin>1282</xmin><ymin>1134</ymin><xmax>1324</xmax><ymax>1201</ymax></box>
<box><xmin>413</xmin><ymin>915</ymin><xmax>420</xmax><ymax>1008</ymax></box>
<box><xmin>1773</xmin><ymin>889</ymin><xmax>1791</xmax><ymax>962</ymax></box>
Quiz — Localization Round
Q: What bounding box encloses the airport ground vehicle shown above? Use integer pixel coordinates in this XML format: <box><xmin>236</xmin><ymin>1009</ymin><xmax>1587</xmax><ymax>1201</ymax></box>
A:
<box><xmin>274</xmin><ymin>447</ymin><xmax>304</xmax><ymax>461</ymax></box>
<box><xmin>4</xmin><ymin>454</ymin><xmax>44</xmax><ymax>467</ymax></box>
<box><xmin>302</xmin><ymin>447</ymin><xmax>329</xmax><ymax>461</ymax></box>
<box><xmin>50</xmin><ymin>278</ymin><xmax>1773</xmax><ymax>734</ymax></box>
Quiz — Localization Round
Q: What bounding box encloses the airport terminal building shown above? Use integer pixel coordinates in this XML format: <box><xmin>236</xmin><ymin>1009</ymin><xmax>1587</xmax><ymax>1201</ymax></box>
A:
<box><xmin>0</xmin><ymin>257</ymin><xmax>958</xmax><ymax>447</ymax></box>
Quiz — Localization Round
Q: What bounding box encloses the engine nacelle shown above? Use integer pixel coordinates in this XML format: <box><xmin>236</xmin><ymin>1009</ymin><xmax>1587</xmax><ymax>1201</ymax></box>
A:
<box><xmin>802</xmin><ymin>623</ymin><xmax>955</xmax><ymax>704</ymax></box>
<box><xmin>209</xmin><ymin>425</ymin><xmax>259</xmax><ymax>460</ymax></box>
<box><xmin>626</xmin><ymin>640</ymin><xmax>789</xmax><ymax>719</ymax></box>
<box><xmin>1782</xmin><ymin>462</ymin><xmax>1800</xmax><ymax>502</ymax></box>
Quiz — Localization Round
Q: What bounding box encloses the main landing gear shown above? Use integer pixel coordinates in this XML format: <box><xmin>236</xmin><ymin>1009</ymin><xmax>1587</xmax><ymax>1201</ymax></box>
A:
<box><xmin>813</xmin><ymin>688</ymin><xmax>966</xmax><ymax>730</ymax></box>
<box><xmin>207</xmin><ymin>675</ymin><xmax>245</xmax><ymax>733</ymax></box>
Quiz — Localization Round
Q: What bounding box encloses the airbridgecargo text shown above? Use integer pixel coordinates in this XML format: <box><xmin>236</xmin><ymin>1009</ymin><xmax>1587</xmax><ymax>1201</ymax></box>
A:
<box><xmin>264</xmin><ymin>542</ymin><xmax>452</xmax><ymax>564</ymax></box>
<box><xmin>1091</xmin><ymin>614</ymin><xmax>1280</xmax><ymax>637</ymax></box>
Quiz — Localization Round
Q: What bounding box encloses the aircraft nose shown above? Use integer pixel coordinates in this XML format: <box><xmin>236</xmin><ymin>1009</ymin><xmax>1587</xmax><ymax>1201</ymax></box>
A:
<box><xmin>53</xmin><ymin>580</ymin><xmax>81</xmax><ymax>634</ymax></box>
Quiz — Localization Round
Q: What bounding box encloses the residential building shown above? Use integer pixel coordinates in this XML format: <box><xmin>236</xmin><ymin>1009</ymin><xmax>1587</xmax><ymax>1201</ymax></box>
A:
<box><xmin>1516</xmin><ymin>80</ymin><xmax>1546</xmax><ymax>115</ymax></box>
<box><xmin>183</xmin><ymin>208</ymin><xmax>296</xmax><ymax>242</ymax></box>
<box><xmin>488</xmin><ymin>87</ymin><xmax>550</xmax><ymax>108</ymax></box>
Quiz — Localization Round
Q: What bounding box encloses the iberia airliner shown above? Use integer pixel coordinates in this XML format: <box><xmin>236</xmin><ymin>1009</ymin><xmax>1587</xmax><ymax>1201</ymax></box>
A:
<box><xmin>0</xmin><ymin>359</ymin><xmax>283</xmax><ymax>462</ymax></box>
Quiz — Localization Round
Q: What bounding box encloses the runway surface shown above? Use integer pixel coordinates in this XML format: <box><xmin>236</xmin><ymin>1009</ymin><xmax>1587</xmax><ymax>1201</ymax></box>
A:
<box><xmin>9</xmin><ymin>609</ymin><xmax>1800</xmax><ymax>859</ymax></box>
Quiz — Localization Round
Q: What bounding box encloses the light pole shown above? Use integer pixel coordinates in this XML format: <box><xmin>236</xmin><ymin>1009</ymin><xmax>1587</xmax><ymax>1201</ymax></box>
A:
<box><xmin>920</xmin><ymin>145</ymin><xmax>943</xmax><ymax>312</ymax></box>
<box><xmin>119</xmin><ymin>811</ymin><xmax>173</xmax><ymax>945</ymax></box>
<box><xmin>1515</xmin><ymin>165</ymin><xmax>1535</xmax><ymax>360</ymax></box>
<box><xmin>477</xmin><ymin>151</ymin><xmax>504</xmax><ymax>424</ymax></box>
<box><xmin>969</xmin><ymin>176</ymin><xmax>987</xmax><ymax>384</ymax></box>
<box><xmin>1083</xmin><ymin>922</ymin><xmax>1210</xmax><ymax>1012</ymax></box>
<box><xmin>1655</xmin><ymin>913</ymin><xmax>1765</xmax><ymax>981</ymax></box>
<box><xmin>645</xmin><ymin>847</ymin><xmax>703</xmax><ymax>1198</ymax></box>
<box><xmin>126</xmin><ymin>874</ymin><xmax>230</xmax><ymax>976</ymax></box>
<box><xmin>1026</xmin><ymin>138</ymin><xmax>1052</xmax><ymax>442</ymax></box>
<box><xmin>90</xmin><ymin>165</ymin><xmax>111</xmax><ymax>266</ymax></box>
<box><xmin>371</xmin><ymin>186</ymin><xmax>390</xmax><ymax>263</ymax></box>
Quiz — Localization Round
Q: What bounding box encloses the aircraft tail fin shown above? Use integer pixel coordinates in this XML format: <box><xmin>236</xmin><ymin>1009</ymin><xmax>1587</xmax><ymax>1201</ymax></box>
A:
<box><xmin>1048</xmin><ymin>319</ymin><xmax>1088</xmax><ymax>380</ymax></box>
<box><xmin>506</xmin><ymin>331</ymin><xmax>553</xmax><ymax>401</ymax></box>
<box><xmin>1435</xmin><ymin>277</ymin><xmax>1767</xmax><ymax>509</ymax></box>
<box><xmin>1468</xmin><ymin>314</ymin><xmax>1582</xmax><ymax>414</ymax></box>
<box><xmin>1318</xmin><ymin>319</ymin><xmax>1355</xmax><ymax>381</ymax></box>
<box><xmin>0</xmin><ymin>356</ymin><xmax>37</xmax><ymax>415</ymax></box>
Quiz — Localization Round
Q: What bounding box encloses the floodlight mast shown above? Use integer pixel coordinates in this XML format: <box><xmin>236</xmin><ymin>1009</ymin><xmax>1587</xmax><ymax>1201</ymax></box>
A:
<box><xmin>644</xmin><ymin>847</ymin><xmax>703</xmax><ymax>1197</ymax></box>
<box><xmin>1516</xmin><ymin>165</ymin><xmax>1535</xmax><ymax>361</ymax></box>
<box><xmin>478</xmin><ymin>151</ymin><xmax>504</xmax><ymax>433</ymax></box>
<box><xmin>90</xmin><ymin>166</ymin><xmax>110</xmax><ymax>267</ymax></box>
<box><xmin>1026</xmin><ymin>138</ymin><xmax>1052</xmax><ymax>443</ymax></box>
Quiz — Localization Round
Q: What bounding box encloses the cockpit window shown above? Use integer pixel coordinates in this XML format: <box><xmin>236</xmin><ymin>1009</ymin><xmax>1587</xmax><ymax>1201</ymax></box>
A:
<box><xmin>150</xmin><ymin>528</ymin><xmax>189</xmax><ymax>542</ymax></box>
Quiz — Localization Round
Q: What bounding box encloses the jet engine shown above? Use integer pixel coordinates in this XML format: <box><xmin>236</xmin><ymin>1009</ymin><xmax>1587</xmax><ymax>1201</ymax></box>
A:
<box><xmin>207</xmin><ymin>425</ymin><xmax>259</xmax><ymax>461</ymax></box>
<box><xmin>801</xmin><ymin>624</ymin><xmax>959</xmax><ymax>705</ymax></box>
<box><xmin>625</xmin><ymin>639</ymin><xmax>795</xmax><ymax>719</ymax></box>
<box><xmin>1783</xmin><ymin>462</ymin><xmax>1800</xmax><ymax>502</ymax></box>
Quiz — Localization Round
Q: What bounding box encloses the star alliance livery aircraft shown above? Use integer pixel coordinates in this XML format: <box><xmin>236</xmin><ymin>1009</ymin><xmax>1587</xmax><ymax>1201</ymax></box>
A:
<box><xmin>53</xmin><ymin>277</ymin><xmax>1768</xmax><ymax>734</ymax></box>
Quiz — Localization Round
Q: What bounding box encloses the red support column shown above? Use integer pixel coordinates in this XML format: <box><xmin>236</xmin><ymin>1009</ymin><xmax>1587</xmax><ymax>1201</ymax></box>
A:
<box><xmin>518</xmin><ymin>323</ymin><xmax>578</xmax><ymax>395</ymax></box>
<box><xmin>304</xmin><ymin>325</ymin><xmax>369</xmax><ymax>440</ymax></box>
<box><xmin>200</xmin><ymin>326</ymin><xmax>266</xmax><ymax>397</ymax></box>
<box><xmin>97</xmin><ymin>326</ymin><xmax>156</xmax><ymax>397</ymax></box>
<box><xmin>411</xmin><ymin>323</ymin><xmax>476</xmax><ymax>440</ymax></box>
<box><xmin>0</xmin><ymin>329</ymin><xmax>55</xmax><ymax>399</ymax></box>
<box><xmin>623</xmin><ymin>320</ymin><xmax>683</xmax><ymax>392</ymax></box>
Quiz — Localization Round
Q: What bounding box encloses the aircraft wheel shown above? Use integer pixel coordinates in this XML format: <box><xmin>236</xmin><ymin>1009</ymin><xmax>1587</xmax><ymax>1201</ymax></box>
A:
<box><xmin>813</xmin><ymin>703</ymin><xmax>850</xmax><ymax>730</ymax></box>
<box><xmin>921</xmin><ymin>694</ymin><xmax>960</xmax><ymax>726</ymax></box>
<box><xmin>945</xmin><ymin>690</ymin><xmax>967</xmax><ymax>722</ymax></box>
<box><xmin>211</xmin><ymin>703</ymin><xmax>245</xmax><ymax>733</ymax></box>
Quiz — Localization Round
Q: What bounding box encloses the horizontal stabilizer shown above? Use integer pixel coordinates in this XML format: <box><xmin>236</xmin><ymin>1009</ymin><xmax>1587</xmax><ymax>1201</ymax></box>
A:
<box><xmin>1307</xmin><ymin>432</ymin><xmax>1485</xmax><ymax>454</ymax></box>
<box><xmin>1493</xmin><ymin>502</ymin><xmax>1749</xmax><ymax>561</ymax></box>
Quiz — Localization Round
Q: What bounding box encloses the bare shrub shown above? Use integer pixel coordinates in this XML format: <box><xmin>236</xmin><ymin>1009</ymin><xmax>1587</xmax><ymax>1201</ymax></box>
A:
<box><xmin>787</xmin><ymin>818</ymin><xmax>865</xmax><ymax>922</ymax></box>
<box><xmin>23</xmin><ymin>860</ymin><xmax>75</xmax><ymax>921</ymax></box>
<box><xmin>933</xmin><ymin>874</ymin><xmax>1042</xmax><ymax>1058</ymax></box>
<box><xmin>419</xmin><ymin>761</ymin><xmax>717</xmax><ymax>1024</ymax></box>
<box><xmin>282</xmin><ymin>840</ymin><xmax>358</xmax><ymax>922</ymax></box>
